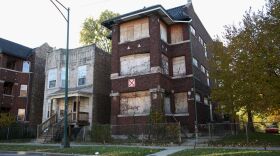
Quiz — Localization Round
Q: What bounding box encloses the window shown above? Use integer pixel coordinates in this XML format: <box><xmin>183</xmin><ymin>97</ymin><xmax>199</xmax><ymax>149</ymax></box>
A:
<box><xmin>3</xmin><ymin>82</ymin><xmax>13</xmax><ymax>95</ymax></box>
<box><xmin>17</xmin><ymin>109</ymin><xmax>25</xmax><ymax>121</ymax></box>
<box><xmin>201</xmin><ymin>65</ymin><xmax>206</xmax><ymax>73</ymax></box>
<box><xmin>48</xmin><ymin>69</ymin><xmax>57</xmax><ymax>88</ymax></box>
<box><xmin>173</xmin><ymin>56</ymin><xmax>186</xmax><ymax>76</ymax></box>
<box><xmin>6</xmin><ymin>57</ymin><xmax>16</xmax><ymax>70</ymax></box>
<box><xmin>120</xmin><ymin>53</ymin><xmax>150</xmax><ymax>76</ymax></box>
<box><xmin>195</xmin><ymin>93</ymin><xmax>201</xmax><ymax>102</ymax></box>
<box><xmin>22</xmin><ymin>61</ymin><xmax>30</xmax><ymax>72</ymax></box>
<box><xmin>206</xmin><ymin>70</ymin><xmax>209</xmax><ymax>77</ymax></box>
<box><xmin>60</xmin><ymin>67</ymin><xmax>69</xmax><ymax>88</ymax></box>
<box><xmin>20</xmin><ymin>85</ymin><xmax>27</xmax><ymax>97</ymax></box>
<box><xmin>164</xmin><ymin>95</ymin><xmax>171</xmax><ymax>114</ymax></box>
<box><xmin>160</xmin><ymin>21</ymin><xmax>167</xmax><ymax>42</ymax></box>
<box><xmin>171</xmin><ymin>25</ymin><xmax>183</xmax><ymax>43</ymax></box>
<box><xmin>192</xmin><ymin>57</ymin><xmax>198</xmax><ymax>67</ymax></box>
<box><xmin>61</xmin><ymin>67</ymin><xmax>66</xmax><ymax>88</ymax></box>
<box><xmin>204</xmin><ymin>50</ymin><xmax>208</xmax><ymax>58</ymax></box>
<box><xmin>78</xmin><ymin>65</ymin><xmax>87</xmax><ymax>86</ymax></box>
<box><xmin>207</xmin><ymin>78</ymin><xmax>210</xmax><ymax>87</ymax></box>
<box><xmin>174</xmin><ymin>92</ymin><xmax>188</xmax><ymax>113</ymax></box>
<box><xmin>120</xmin><ymin>18</ymin><xmax>149</xmax><ymax>42</ymax></box>
<box><xmin>190</xmin><ymin>25</ymin><xmax>196</xmax><ymax>36</ymax></box>
<box><xmin>161</xmin><ymin>54</ymin><xmax>169</xmax><ymax>75</ymax></box>
<box><xmin>204</xmin><ymin>97</ymin><xmax>209</xmax><ymax>105</ymax></box>
<box><xmin>120</xmin><ymin>91</ymin><xmax>151</xmax><ymax>115</ymax></box>
<box><xmin>198</xmin><ymin>36</ymin><xmax>204</xmax><ymax>45</ymax></box>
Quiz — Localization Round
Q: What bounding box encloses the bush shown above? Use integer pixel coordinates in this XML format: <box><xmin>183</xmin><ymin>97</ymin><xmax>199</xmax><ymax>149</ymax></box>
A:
<box><xmin>91</xmin><ymin>124</ymin><xmax>112</xmax><ymax>143</ymax></box>
<box><xmin>0</xmin><ymin>113</ymin><xmax>16</xmax><ymax>128</ymax></box>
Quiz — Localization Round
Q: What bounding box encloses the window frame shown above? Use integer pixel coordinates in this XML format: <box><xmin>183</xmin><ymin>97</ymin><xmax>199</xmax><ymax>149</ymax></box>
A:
<box><xmin>192</xmin><ymin>57</ymin><xmax>198</xmax><ymax>67</ymax></box>
<box><xmin>19</xmin><ymin>85</ymin><xmax>28</xmax><ymax>97</ymax></box>
<box><xmin>48</xmin><ymin>68</ymin><xmax>57</xmax><ymax>89</ymax></box>
<box><xmin>77</xmin><ymin>65</ymin><xmax>87</xmax><ymax>86</ymax></box>
<box><xmin>172</xmin><ymin>56</ymin><xmax>186</xmax><ymax>76</ymax></box>
<box><xmin>22</xmin><ymin>61</ymin><xmax>30</xmax><ymax>73</ymax></box>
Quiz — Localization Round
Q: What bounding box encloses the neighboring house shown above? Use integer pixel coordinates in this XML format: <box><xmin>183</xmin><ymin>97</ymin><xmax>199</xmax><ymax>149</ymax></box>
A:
<box><xmin>102</xmin><ymin>2</ymin><xmax>213</xmax><ymax>131</ymax></box>
<box><xmin>0</xmin><ymin>38</ymin><xmax>51</xmax><ymax>126</ymax></box>
<box><xmin>41</xmin><ymin>44</ymin><xmax>111</xmax><ymax>130</ymax></box>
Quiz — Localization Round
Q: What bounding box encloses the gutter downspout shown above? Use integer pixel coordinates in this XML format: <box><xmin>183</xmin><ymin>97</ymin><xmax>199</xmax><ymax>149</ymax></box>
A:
<box><xmin>188</xmin><ymin>19</ymin><xmax>199</xmax><ymax>142</ymax></box>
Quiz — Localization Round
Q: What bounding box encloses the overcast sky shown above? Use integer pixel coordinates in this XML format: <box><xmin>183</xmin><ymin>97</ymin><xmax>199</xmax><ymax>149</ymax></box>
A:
<box><xmin>0</xmin><ymin>0</ymin><xmax>266</xmax><ymax>49</ymax></box>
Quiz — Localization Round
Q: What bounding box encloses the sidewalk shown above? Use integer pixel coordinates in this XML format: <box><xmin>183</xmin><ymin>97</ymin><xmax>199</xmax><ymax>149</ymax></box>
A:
<box><xmin>0</xmin><ymin>142</ymin><xmax>280</xmax><ymax>156</ymax></box>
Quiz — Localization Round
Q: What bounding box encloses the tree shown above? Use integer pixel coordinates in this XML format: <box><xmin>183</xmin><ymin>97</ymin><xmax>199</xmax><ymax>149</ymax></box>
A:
<box><xmin>80</xmin><ymin>10</ymin><xmax>119</xmax><ymax>53</ymax></box>
<box><xmin>209</xmin><ymin>0</ymin><xmax>280</xmax><ymax>130</ymax></box>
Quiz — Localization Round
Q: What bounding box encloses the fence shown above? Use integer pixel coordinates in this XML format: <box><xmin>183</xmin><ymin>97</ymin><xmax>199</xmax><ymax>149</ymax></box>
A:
<box><xmin>0</xmin><ymin>125</ymin><xmax>37</xmax><ymax>140</ymax></box>
<box><xmin>195</xmin><ymin>122</ymin><xmax>280</xmax><ymax>146</ymax></box>
<box><xmin>75</xmin><ymin>123</ymin><xmax>181</xmax><ymax>144</ymax></box>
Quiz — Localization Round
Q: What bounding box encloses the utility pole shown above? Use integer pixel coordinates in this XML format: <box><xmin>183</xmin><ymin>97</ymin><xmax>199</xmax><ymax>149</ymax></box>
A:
<box><xmin>50</xmin><ymin>0</ymin><xmax>70</xmax><ymax>148</ymax></box>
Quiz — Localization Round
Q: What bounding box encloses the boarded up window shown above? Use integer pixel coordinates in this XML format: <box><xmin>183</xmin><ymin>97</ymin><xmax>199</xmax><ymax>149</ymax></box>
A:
<box><xmin>164</xmin><ymin>96</ymin><xmax>171</xmax><ymax>114</ymax></box>
<box><xmin>174</xmin><ymin>92</ymin><xmax>188</xmax><ymax>113</ymax></box>
<box><xmin>161</xmin><ymin>54</ymin><xmax>169</xmax><ymax>75</ymax></box>
<box><xmin>160</xmin><ymin>21</ymin><xmax>167</xmax><ymax>42</ymax></box>
<box><xmin>120</xmin><ymin>53</ymin><xmax>150</xmax><ymax>76</ymax></box>
<box><xmin>171</xmin><ymin>25</ymin><xmax>183</xmax><ymax>43</ymax></box>
<box><xmin>120</xmin><ymin>18</ymin><xmax>149</xmax><ymax>42</ymax></box>
<box><xmin>120</xmin><ymin>91</ymin><xmax>151</xmax><ymax>115</ymax></box>
<box><xmin>172</xmin><ymin>56</ymin><xmax>186</xmax><ymax>76</ymax></box>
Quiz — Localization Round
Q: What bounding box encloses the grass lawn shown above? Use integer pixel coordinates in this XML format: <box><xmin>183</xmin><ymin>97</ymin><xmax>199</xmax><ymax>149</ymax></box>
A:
<box><xmin>0</xmin><ymin>144</ymin><xmax>161</xmax><ymax>156</ymax></box>
<box><xmin>171</xmin><ymin>148</ymin><xmax>280</xmax><ymax>156</ymax></box>
<box><xmin>210</xmin><ymin>132</ymin><xmax>280</xmax><ymax>147</ymax></box>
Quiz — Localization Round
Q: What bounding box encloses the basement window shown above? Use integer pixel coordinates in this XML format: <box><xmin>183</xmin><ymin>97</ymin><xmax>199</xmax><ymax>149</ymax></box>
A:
<box><xmin>171</xmin><ymin>25</ymin><xmax>183</xmax><ymax>44</ymax></box>
<box><xmin>172</xmin><ymin>56</ymin><xmax>186</xmax><ymax>76</ymax></box>
<box><xmin>120</xmin><ymin>91</ymin><xmax>151</xmax><ymax>116</ymax></box>
<box><xmin>3</xmin><ymin>82</ymin><xmax>13</xmax><ymax>95</ymax></box>
<box><xmin>120</xmin><ymin>53</ymin><xmax>150</xmax><ymax>76</ymax></box>
<box><xmin>174</xmin><ymin>92</ymin><xmax>188</xmax><ymax>114</ymax></box>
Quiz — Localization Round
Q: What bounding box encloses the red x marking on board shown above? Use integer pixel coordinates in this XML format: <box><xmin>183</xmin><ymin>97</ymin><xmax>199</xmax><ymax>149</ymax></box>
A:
<box><xmin>128</xmin><ymin>79</ymin><xmax>135</xmax><ymax>87</ymax></box>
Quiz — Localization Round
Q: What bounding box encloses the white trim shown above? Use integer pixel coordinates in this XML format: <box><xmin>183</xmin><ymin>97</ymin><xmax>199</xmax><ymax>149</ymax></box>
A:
<box><xmin>172</xmin><ymin>74</ymin><xmax>193</xmax><ymax>79</ymax></box>
<box><xmin>0</xmin><ymin>67</ymin><xmax>32</xmax><ymax>74</ymax></box>
<box><xmin>117</xmin><ymin>114</ymin><xmax>149</xmax><ymax>117</ymax></box>
<box><xmin>120</xmin><ymin>7</ymin><xmax>192</xmax><ymax>24</ymax></box>
<box><xmin>168</xmin><ymin>40</ymin><xmax>190</xmax><ymax>46</ymax></box>
<box><xmin>118</xmin><ymin>37</ymin><xmax>150</xmax><ymax>45</ymax></box>
<box><xmin>165</xmin><ymin>113</ymin><xmax>189</xmax><ymax>116</ymax></box>
<box><xmin>110</xmin><ymin>92</ymin><xmax>120</xmax><ymax>97</ymax></box>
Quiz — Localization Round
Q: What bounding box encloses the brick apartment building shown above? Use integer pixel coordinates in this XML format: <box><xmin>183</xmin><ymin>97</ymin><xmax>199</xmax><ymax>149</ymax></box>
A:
<box><xmin>102</xmin><ymin>2</ymin><xmax>213</xmax><ymax>131</ymax></box>
<box><xmin>0</xmin><ymin>38</ymin><xmax>52</xmax><ymax>126</ymax></box>
<box><xmin>41</xmin><ymin>44</ymin><xmax>111</xmax><ymax>131</ymax></box>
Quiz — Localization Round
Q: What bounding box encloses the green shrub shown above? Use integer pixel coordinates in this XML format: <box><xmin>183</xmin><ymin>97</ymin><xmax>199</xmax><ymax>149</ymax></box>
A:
<box><xmin>91</xmin><ymin>124</ymin><xmax>112</xmax><ymax>143</ymax></box>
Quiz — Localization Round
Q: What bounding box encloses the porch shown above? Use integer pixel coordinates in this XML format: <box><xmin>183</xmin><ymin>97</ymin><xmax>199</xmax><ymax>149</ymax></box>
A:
<box><xmin>47</xmin><ymin>94</ymin><xmax>92</xmax><ymax>126</ymax></box>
